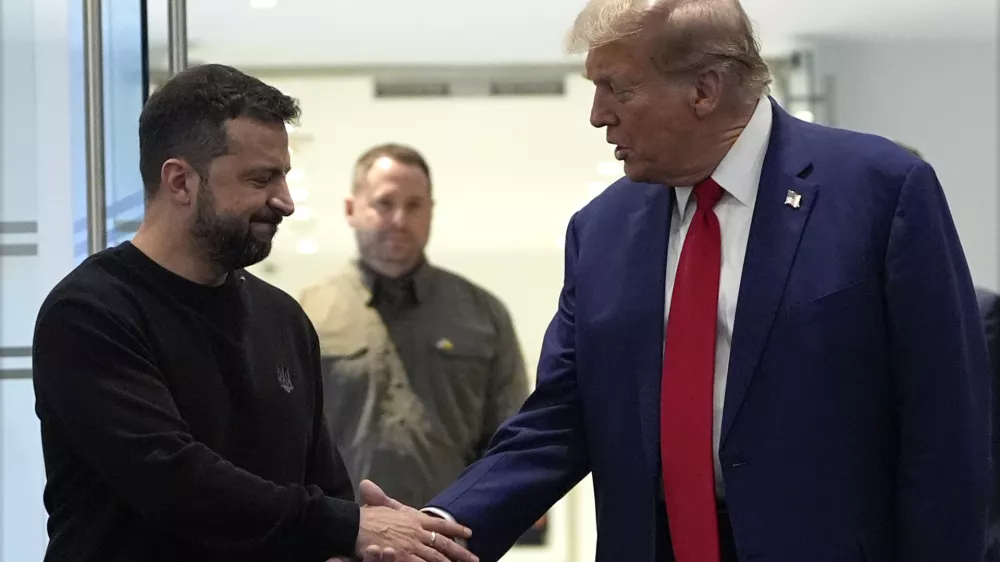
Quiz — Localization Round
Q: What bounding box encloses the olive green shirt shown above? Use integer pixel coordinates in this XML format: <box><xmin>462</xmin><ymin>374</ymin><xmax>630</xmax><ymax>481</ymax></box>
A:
<box><xmin>299</xmin><ymin>261</ymin><xmax>528</xmax><ymax>507</ymax></box>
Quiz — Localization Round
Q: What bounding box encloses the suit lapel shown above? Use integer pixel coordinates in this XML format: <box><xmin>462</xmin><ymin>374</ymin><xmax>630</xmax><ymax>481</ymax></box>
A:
<box><xmin>633</xmin><ymin>183</ymin><xmax>672</xmax><ymax>470</ymax></box>
<box><xmin>720</xmin><ymin>106</ymin><xmax>818</xmax><ymax>447</ymax></box>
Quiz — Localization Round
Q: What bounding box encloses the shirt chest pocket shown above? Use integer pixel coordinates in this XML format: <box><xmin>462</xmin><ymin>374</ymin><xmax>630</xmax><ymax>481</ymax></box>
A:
<box><xmin>427</xmin><ymin>332</ymin><xmax>495</xmax><ymax>386</ymax></box>
<box><xmin>323</xmin><ymin>344</ymin><xmax>372</xmax><ymax>377</ymax></box>
<box><xmin>318</xmin><ymin>330</ymin><xmax>380</xmax><ymax>396</ymax></box>
<box><xmin>318</xmin><ymin>318</ymin><xmax>370</xmax><ymax>358</ymax></box>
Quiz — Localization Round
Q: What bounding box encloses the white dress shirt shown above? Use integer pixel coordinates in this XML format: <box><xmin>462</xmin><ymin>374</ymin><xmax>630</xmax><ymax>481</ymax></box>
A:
<box><xmin>665</xmin><ymin>96</ymin><xmax>772</xmax><ymax>496</ymax></box>
<box><xmin>423</xmin><ymin>97</ymin><xmax>773</xmax><ymax>521</ymax></box>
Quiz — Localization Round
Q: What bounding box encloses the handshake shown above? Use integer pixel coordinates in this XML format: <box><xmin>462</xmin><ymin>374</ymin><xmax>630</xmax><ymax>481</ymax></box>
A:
<box><xmin>328</xmin><ymin>480</ymin><xmax>479</xmax><ymax>562</ymax></box>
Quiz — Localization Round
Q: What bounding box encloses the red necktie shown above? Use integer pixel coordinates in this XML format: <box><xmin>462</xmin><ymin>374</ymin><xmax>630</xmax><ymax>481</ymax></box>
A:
<box><xmin>660</xmin><ymin>177</ymin><xmax>723</xmax><ymax>562</ymax></box>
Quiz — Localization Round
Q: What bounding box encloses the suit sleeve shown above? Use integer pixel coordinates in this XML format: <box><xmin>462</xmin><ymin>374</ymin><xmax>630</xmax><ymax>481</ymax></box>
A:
<box><xmin>884</xmin><ymin>161</ymin><xmax>991</xmax><ymax>561</ymax></box>
<box><xmin>32</xmin><ymin>296</ymin><xmax>360</xmax><ymax>560</ymax></box>
<box><xmin>476</xmin><ymin>299</ymin><xmax>530</xmax><ymax>458</ymax></box>
<box><xmin>426</xmin><ymin>214</ymin><xmax>592</xmax><ymax>562</ymax></box>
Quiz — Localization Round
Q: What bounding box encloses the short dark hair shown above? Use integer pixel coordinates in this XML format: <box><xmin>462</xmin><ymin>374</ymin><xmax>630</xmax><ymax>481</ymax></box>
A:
<box><xmin>352</xmin><ymin>143</ymin><xmax>432</xmax><ymax>195</ymax></box>
<box><xmin>138</xmin><ymin>64</ymin><xmax>301</xmax><ymax>201</ymax></box>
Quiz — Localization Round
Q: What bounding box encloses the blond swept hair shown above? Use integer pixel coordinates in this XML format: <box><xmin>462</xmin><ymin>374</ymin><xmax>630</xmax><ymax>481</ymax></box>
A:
<box><xmin>567</xmin><ymin>0</ymin><xmax>771</xmax><ymax>103</ymax></box>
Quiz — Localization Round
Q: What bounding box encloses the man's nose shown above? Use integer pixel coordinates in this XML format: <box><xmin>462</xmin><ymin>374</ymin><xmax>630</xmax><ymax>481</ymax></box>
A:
<box><xmin>269</xmin><ymin>179</ymin><xmax>295</xmax><ymax>217</ymax></box>
<box><xmin>590</xmin><ymin>91</ymin><xmax>616</xmax><ymax>129</ymax></box>
<box><xmin>389</xmin><ymin>207</ymin><xmax>408</xmax><ymax>226</ymax></box>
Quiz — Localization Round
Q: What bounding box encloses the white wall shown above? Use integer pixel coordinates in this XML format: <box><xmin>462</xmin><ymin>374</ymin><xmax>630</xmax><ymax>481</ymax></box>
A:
<box><xmin>1</xmin><ymin>1</ymin><xmax>146</xmax><ymax>559</ymax></box>
<box><xmin>248</xmin><ymin>73</ymin><xmax>612</xmax><ymax>562</ymax></box>
<box><xmin>811</xmin><ymin>38</ymin><xmax>999</xmax><ymax>289</ymax></box>
<box><xmin>252</xmin><ymin>61</ymin><xmax>789</xmax><ymax>561</ymax></box>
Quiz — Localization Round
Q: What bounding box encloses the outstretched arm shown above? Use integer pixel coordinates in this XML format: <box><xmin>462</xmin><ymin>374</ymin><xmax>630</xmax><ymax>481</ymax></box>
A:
<box><xmin>423</xmin><ymin>214</ymin><xmax>593</xmax><ymax>561</ymax></box>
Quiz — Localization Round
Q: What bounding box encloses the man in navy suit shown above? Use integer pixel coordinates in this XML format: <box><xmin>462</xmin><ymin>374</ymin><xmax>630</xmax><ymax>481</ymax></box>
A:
<box><xmin>362</xmin><ymin>0</ymin><xmax>992</xmax><ymax>560</ymax></box>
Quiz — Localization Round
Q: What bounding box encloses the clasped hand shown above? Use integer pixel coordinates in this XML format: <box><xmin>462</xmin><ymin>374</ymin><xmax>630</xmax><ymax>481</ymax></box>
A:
<box><xmin>327</xmin><ymin>480</ymin><xmax>478</xmax><ymax>562</ymax></box>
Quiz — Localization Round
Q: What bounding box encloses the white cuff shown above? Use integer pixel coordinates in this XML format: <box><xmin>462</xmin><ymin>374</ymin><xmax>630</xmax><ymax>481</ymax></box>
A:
<box><xmin>421</xmin><ymin>507</ymin><xmax>467</xmax><ymax>547</ymax></box>
<box><xmin>420</xmin><ymin>506</ymin><xmax>456</xmax><ymax>523</ymax></box>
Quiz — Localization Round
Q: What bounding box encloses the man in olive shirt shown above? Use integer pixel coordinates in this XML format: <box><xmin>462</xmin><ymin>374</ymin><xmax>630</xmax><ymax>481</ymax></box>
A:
<box><xmin>300</xmin><ymin>144</ymin><xmax>529</xmax><ymax>509</ymax></box>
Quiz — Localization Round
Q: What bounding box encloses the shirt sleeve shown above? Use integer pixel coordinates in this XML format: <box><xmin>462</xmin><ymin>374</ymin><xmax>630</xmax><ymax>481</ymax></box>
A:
<box><xmin>32</xmin><ymin>295</ymin><xmax>360</xmax><ymax>560</ymax></box>
<box><xmin>477</xmin><ymin>298</ymin><xmax>530</xmax><ymax>457</ymax></box>
<box><xmin>305</xmin><ymin>322</ymin><xmax>357</xmax><ymax>503</ymax></box>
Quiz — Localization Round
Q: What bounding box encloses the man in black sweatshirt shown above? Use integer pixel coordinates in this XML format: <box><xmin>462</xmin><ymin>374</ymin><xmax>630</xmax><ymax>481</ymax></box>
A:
<box><xmin>31</xmin><ymin>64</ymin><xmax>475</xmax><ymax>562</ymax></box>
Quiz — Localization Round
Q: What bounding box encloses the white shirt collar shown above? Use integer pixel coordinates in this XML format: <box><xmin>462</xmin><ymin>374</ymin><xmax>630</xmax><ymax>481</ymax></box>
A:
<box><xmin>675</xmin><ymin>96</ymin><xmax>773</xmax><ymax>211</ymax></box>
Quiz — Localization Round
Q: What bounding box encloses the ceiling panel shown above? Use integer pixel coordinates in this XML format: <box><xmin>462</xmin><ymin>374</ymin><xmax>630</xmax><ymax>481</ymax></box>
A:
<box><xmin>144</xmin><ymin>0</ymin><xmax>996</xmax><ymax>68</ymax></box>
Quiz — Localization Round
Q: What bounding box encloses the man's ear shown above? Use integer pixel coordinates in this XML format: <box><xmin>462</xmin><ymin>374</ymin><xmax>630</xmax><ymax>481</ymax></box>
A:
<box><xmin>160</xmin><ymin>158</ymin><xmax>197</xmax><ymax>205</ymax></box>
<box><xmin>344</xmin><ymin>195</ymin><xmax>356</xmax><ymax>226</ymax></box>
<box><xmin>692</xmin><ymin>69</ymin><xmax>724</xmax><ymax>119</ymax></box>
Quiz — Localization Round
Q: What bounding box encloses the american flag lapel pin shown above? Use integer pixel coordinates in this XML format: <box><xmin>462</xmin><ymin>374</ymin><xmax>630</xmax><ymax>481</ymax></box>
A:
<box><xmin>784</xmin><ymin>190</ymin><xmax>802</xmax><ymax>209</ymax></box>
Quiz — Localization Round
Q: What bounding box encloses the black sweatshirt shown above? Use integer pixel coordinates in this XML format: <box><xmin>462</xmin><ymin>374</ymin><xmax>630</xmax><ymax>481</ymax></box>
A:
<box><xmin>31</xmin><ymin>242</ymin><xmax>360</xmax><ymax>562</ymax></box>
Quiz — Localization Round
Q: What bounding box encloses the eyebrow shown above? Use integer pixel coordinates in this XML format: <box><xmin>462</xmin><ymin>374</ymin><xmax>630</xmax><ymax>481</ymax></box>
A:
<box><xmin>246</xmin><ymin>165</ymin><xmax>290</xmax><ymax>177</ymax></box>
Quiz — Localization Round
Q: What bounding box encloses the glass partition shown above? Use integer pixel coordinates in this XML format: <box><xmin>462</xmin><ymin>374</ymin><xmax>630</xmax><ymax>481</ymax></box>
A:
<box><xmin>0</xmin><ymin>1</ymin><xmax>147</xmax><ymax>559</ymax></box>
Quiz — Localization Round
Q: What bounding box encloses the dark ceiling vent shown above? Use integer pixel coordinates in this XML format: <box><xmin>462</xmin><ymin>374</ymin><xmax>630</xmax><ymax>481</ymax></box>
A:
<box><xmin>490</xmin><ymin>79</ymin><xmax>564</xmax><ymax>96</ymax></box>
<box><xmin>374</xmin><ymin>78</ymin><xmax>566</xmax><ymax>99</ymax></box>
<box><xmin>374</xmin><ymin>81</ymin><xmax>450</xmax><ymax>98</ymax></box>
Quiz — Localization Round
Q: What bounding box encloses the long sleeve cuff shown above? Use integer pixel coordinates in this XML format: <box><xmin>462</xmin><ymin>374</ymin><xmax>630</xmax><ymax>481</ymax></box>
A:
<box><xmin>420</xmin><ymin>507</ymin><xmax>456</xmax><ymax>522</ymax></box>
<box><xmin>299</xmin><ymin>496</ymin><xmax>360</xmax><ymax>560</ymax></box>
<box><xmin>421</xmin><ymin>507</ymin><xmax>466</xmax><ymax>547</ymax></box>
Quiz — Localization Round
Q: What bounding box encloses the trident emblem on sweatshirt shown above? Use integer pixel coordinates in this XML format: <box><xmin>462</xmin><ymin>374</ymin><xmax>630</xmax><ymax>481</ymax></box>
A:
<box><xmin>277</xmin><ymin>366</ymin><xmax>294</xmax><ymax>393</ymax></box>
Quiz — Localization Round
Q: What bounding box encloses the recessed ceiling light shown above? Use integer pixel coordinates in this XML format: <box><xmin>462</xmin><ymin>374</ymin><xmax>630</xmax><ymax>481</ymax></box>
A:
<box><xmin>250</xmin><ymin>0</ymin><xmax>277</xmax><ymax>9</ymax></box>
<box><xmin>296</xmin><ymin>238</ymin><xmax>318</xmax><ymax>254</ymax></box>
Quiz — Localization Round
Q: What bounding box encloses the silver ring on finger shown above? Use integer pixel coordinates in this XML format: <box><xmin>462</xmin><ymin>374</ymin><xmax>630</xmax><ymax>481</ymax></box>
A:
<box><xmin>429</xmin><ymin>531</ymin><xmax>437</xmax><ymax>547</ymax></box>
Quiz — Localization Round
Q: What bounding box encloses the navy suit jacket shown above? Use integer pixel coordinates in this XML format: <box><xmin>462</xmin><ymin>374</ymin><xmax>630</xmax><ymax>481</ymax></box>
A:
<box><xmin>428</xmin><ymin>101</ymin><xmax>992</xmax><ymax>562</ymax></box>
